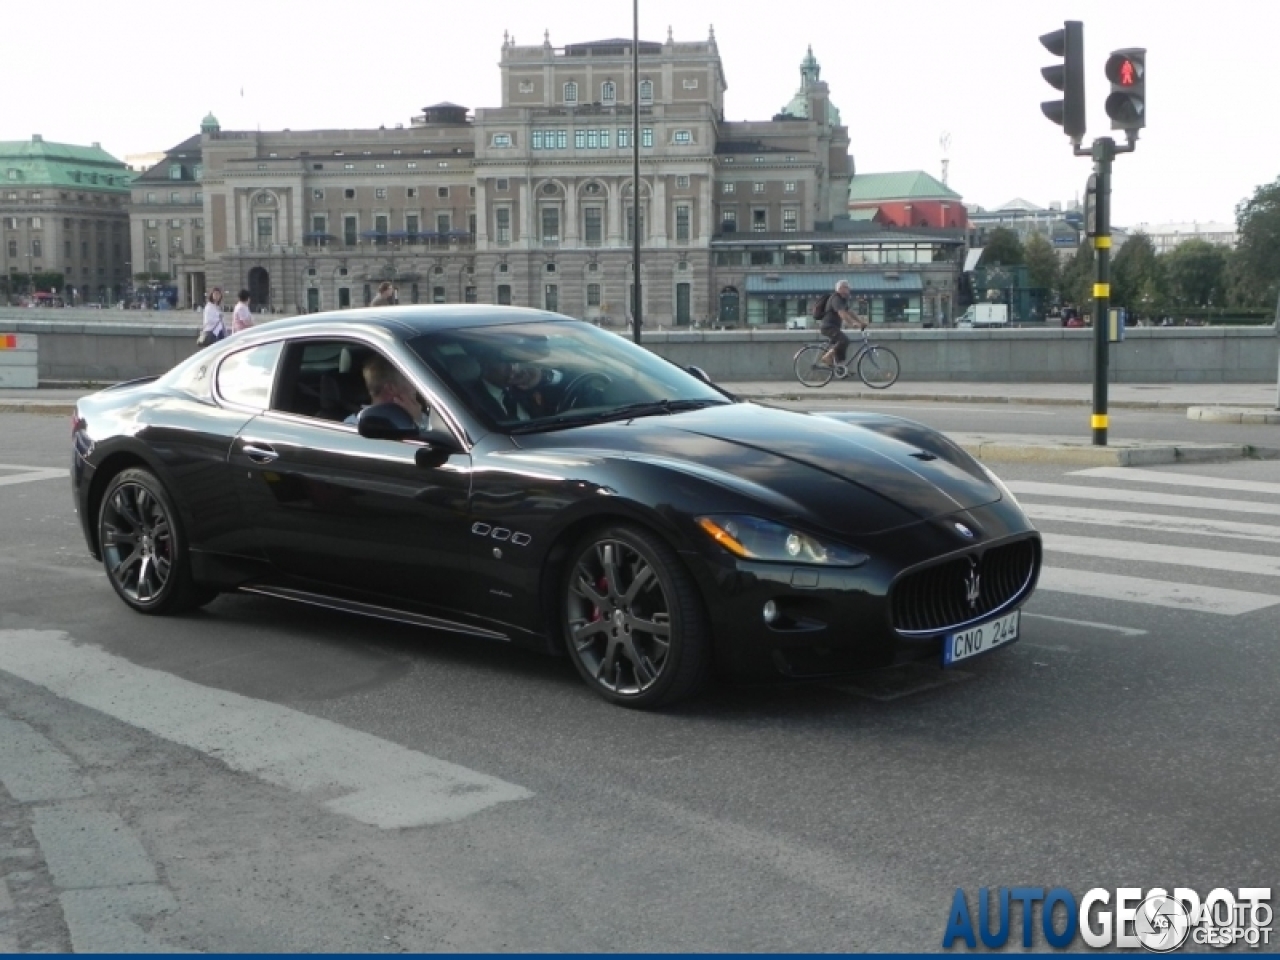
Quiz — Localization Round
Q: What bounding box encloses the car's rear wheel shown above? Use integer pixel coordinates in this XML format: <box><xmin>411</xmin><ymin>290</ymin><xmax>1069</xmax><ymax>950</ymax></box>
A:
<box><xmin>98</xmin><ymin>467</ymin><xmax>216</xmax><ymax>615</ymax></box>
<box><xmin>562</xmin><ymin>524</ymin><xmax>710</xmax><ymax>709</ymax></box>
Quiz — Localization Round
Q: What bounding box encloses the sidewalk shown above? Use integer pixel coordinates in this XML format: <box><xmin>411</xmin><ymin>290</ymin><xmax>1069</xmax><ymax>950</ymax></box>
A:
<box><xmin>3</xmin><ymin>381</ymin><xmax>1277</xmax><ymax>465</ymax></box>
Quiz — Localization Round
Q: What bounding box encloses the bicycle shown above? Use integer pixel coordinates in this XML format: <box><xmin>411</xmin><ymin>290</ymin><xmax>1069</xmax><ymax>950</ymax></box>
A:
<box><xmin>793</xmin><ymin>327</ymin><xmax>900</xmax><ymax>389</ymax></box>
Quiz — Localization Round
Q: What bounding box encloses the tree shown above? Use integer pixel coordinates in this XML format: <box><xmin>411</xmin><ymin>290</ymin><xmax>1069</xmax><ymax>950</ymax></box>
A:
<box><xmin>979</xmin><ymin>227</ymin><xmax>1025</xmax><ymax>266</ymax></box>
<box><xmin>1230</xmin><ymin>176</ymin><xmax>1280</xmax><ymax>308</ymax></box>
<box><xmin>1058</xmin><ymin>241</ymin><xmax>1093</xmax><ymax>312</ymax></box>
<box><xmin>1022</xmin><ymin>231</ymin><xmax>1059</xmax><ymax>294</ymax></box>
<box><xmin>1110</xmin><ymin>232</ymin><xmax>1165</xmax><ymax>318</ymax></box>
<box><xmin>1163</xmin><ymin>239</ymin><xmax>1229</xmax><ymax>311</ymax></box>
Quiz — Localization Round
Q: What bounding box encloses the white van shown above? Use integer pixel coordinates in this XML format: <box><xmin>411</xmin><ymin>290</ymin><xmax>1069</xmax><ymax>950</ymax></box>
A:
<box><xmin>956</xmin><ymin>304</ymin><xmax>1010</xmax><ymax>328</ymax></box>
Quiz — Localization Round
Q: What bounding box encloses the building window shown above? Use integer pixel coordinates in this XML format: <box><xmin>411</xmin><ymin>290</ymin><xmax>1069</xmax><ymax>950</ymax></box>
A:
<box><xmin>6</xmin><ymin>240</ymin><xmax>15</xmax><ymax>258</ymax></box>
<box><xmin>683</xmin><ymin>78</ymin><xmax>699</xmax><ymax>90</ymax></box>
<box><xmin>170</xmin><ymin>219</ymin><xmax>182</xmax><ymax>228</ymax></box>
<box><xmin>675</xmin><ymin>205</ymin><xmax>691</xmax><ymax>243</ymax></box>
<box><xmin>437</xmin><ymin>186</ymin><xmax>449</xmax><ymax>199</ymax></box>
<box><xmin>563</xmin><ymin>81</ymin><xmax>578</xmax><ymax>104</ymax></box>
<box><xmin>257</xmin><ymin>216</ymin><xmax>273</xmax><ymax>248</ymax></box>
<box><xmin>344</xmin><ymin>215</ymin><xmax>357</xmax><ymax>245</ymax></box>
<box><xmin>432</xmin><ymin>286</ymin><xmax>446</xmax><ymax>304</ymax></box>
<box><xmin>586</xmin><ymin>130</ymin><xmax>599</xmax><ymax>149</ymax></box>
<box><xmin>601</xmin><ymin>81</ymin><xmax>616</xmax><ymax>103</ymax></box>
<box><xmin>676</xmin><ymin>283</ymin><xmax>691</xmax><ymax>324</ymax></box>
<box><xmin>641</xmin><ymin>128</ymin><xmax>653</xmax><ymax>148</ymax></box>
<box><xmin>313</xmin><ymin>188</ymin><xmax>324</xmax><ymax>199</ymax></box>
<box><xmin>617</xmin><ymin>128</ymin><xmax>630</xmax><ymax>149</ymax></box>
<box><xmin>583</xmin><ymin>207</ymin><xmax>603</xmax><ymax>246</ymax></box>
<box><xmin>375</xmin><ymin>162</ymin><xmax>386</xmax><ymax>170</ymax></box>
<box><xmin>344</xmin><ymin>162</ymin><xmax>355</xmax><ymax>170</ymax></box>
<box><xmin>783</xmin><ymin>208</ymin><xmax>798</xmax><ymax>232</ymax></box>
<box><xmin>753</xmin><ymin>182</ymin><xmax>765</xmax><ymax>193</ymax></box>
<box><xmin>437</xmin><ymin>213</ymin><xmax>451</xmax><ymax>234</ymax></box>
<box><xmin>723</xmin><ymin>183</ymin><xmax>735</xmax><ymax>194</ymax></box>
<box><xmin>146</xmin><ymin>192</ymin><xmax>156</xmax><ymax>203</ymax></box>
<box><xmin>752</xmin><ymin>209</ymin><xmax>768</xmax><ymax>232</ymax></box>
<box><xmin>639</xmin><ymin>79</ymin><xmax>653</xmax><ymax>103</ymax></box>
<box><xmin>587</xmin><ymin>282</ymin><xmax>601</xmax><ymax>306</ymax></box>
<box><xmin>541</xmin><ymin>207</ymin><xmax>560</xmax><ymax>244</ymax></box>
<box><xmin>495</xmin><ymin>207</ymin><xmax>511</xmax><ymax>243</ymax></box>
<box><xmin>345</xmin><ymin>188</ymin><xmax>356</xmax><ymax>199</ymax></box>
<box><xmin>169</xmin><ymin>165</ymin><xmax>182</xmax><ymax>180</ymax></box>
<box><xmin>532</xmin><ymin>130</ymin><xmax>544</xmax><ymax>150</ymax></box>
<box><xmin>147</xmin><ymin>219</ymin><xmax>158</xmax><ymax>228</ymax></box>
<box><xmin>673</xmin><ymin>130</ymin><xmax>691</xmax><ymax>145</ymax></box>
<box><xmin>676</xmin><ymin>175</ymin><xmax>690</xmax><ymax>189</ymax></box>
<box><xmin>375</xmin><ymin>188</ymin><xmax>387</xmax><ymax>199</ymax></box>
<box><xmin>496</xmin><ymin>178</ymin><xmax>509</xmax><ymax>191</ymax></box>
<box><xmin>311</xmin><ymin>214</ymin><xmax>327</xmax><ymax>234</ymax></box>
<box><xmin>407</xmin><ymin>187</ymin><xmax>418</xmax><ymax>198</ymax></box>
<box><xmin>497</xmin><ymin>283</ymin><xmax>512</xmax><ymax>305</ymax></box>
<box><xmin>492</xmin><ymin>133</ymin><xmax>512</xmax><ymax>147</ymax></box>
<box><xmin>403</xmin><ymin>213</ymin><xmax>418</xmax><ymax>235</ymax></box>
<box><xmin>626</xmin><ymin>207</ymin><xmax>645</xmax><ymax>243</ymax></box>
<box><xmin>784</xmin><ymin>181</ymin><xmax>797</xmax><ymax>192</ymax></box>
<box><xmin>575</xmin><ymin>130</ymin><xmax>586</xmax><ymax>149</ymax></box>
<box><xmin>544</xmin><ymin>284</ymin><xmax>559</xmax><ymax>312</ymax></box>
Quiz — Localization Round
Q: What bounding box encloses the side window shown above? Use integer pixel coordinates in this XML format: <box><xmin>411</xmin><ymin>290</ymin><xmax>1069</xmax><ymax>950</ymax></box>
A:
<box><xmin>215</xmin><ymin>343</ymin><xmax>282</xmax><ymax>409</ymax></box>
<box><xmin>271</xmin><ymin>340</ymin><xmax>375</xmax><ymax>422</ymax></box>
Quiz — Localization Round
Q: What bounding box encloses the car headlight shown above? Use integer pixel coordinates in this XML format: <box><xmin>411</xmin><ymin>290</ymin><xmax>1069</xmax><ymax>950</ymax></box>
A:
<box><xmin>697</xmin><ymin>515</ymin><xmax>868</xmax><ymax>567</ymax></box>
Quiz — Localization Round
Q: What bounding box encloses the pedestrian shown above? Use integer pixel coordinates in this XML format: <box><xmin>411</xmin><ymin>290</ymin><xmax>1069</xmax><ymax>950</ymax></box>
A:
<box><xmin>232</xmin><ymin>289</ymin><xmax>254</xmax><ymax>334</ymax></box>
<box><xmin>370</xmin><ymin>281</ymin><xmax>396</xmax><ymax>307</ymax></box>
<box><xmin>196</xmin><ymin>288</ymin><xmax>226</xmax><ymax>348</ymax></box>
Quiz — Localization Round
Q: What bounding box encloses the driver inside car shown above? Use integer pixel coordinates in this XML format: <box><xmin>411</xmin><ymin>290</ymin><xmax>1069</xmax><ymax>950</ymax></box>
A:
<box><xmin>474</xmin><ymin>347</ymin><xmax>564</xmax><ymax>421</ymax></box>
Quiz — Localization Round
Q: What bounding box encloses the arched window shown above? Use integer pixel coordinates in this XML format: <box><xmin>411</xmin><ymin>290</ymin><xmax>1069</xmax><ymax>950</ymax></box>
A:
<box><xmin>601</xmin><ymin>81</ymin><xmax>616</xmax><ymax>103</ymax></box>
<box><xmin>563</xmin><ymin>81</ymin><xmax>578</xmax><ymax>104</ymax></box>
<box><xmin>639</xmin><ymin>79</ymin><xmax>653</xmax><ymax>103</ymax></box>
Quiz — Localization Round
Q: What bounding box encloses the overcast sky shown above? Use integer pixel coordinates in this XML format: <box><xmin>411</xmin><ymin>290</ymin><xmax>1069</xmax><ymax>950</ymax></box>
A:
<box><xmin>7</xmin><ymin>0</ymin><xmax>1276</xmax><ymax>228</ymax></box>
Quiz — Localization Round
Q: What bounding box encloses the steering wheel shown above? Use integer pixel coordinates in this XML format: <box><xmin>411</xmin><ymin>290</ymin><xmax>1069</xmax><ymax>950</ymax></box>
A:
<box><xmin>557</xmin><ymin>372</ymin><xmax>613</xmax><ymax>413</ymax></box>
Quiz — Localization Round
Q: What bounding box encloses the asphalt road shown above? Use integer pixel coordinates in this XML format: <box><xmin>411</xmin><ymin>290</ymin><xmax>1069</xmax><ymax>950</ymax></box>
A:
<box><xmin>1</xmin><ymin>406</ymin><xmax>1277</xmax><ymax>952</ymax></box>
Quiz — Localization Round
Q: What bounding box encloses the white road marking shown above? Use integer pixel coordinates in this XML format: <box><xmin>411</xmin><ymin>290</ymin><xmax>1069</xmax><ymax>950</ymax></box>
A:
<box><xmin>1023</xmin><ymin>613</ymin><xmax>1148</xmax><ymax>636</ymax></box>
<box><xmin>1043</xmin><ymin>532</ymin><xmax>1280</xmax><ymax>578</ymax></box>
<box><xmin>1007</xmin><ymin>481</ymin><xmax>1280</xmax><ymax>518</ymax></box>
<box><xmin>0</xmin><ymin>629</ymin><xmax>531</xmax><ymax>829</ymax></box>
<box><xmin>1027</xmin><ymin>503</ymin><xmax>1280</xmax><ymax>544</ymax></box>
<box><xmin>1037</xmin><ymin>567</ymin><xmax>1279</xmax><ymax>616</ymax></box>
<box><xmin>1071</xmin><ymin>466</ymin><xmax>1280</xmax><ymax>497</ymax></box>
<box><xmin>816</xmin><ymin>405</ymin><xmax>1058</xmax><ymax>416</ymax></box>
<box><xmin>0</xmin><ymin>464</ymin><xmax>67</xmax><ymax>486</ymax></box>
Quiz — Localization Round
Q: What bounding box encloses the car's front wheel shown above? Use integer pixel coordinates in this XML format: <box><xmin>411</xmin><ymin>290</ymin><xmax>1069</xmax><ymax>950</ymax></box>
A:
<box><xmin>562</xmin><ymin>524</ymin><xmax>710</xmax><ymax>709</ymax></box>
<box><xmin>98</xmin><ymin>467</ymin><xmax>216</xmax><ymax>615</ymax></box>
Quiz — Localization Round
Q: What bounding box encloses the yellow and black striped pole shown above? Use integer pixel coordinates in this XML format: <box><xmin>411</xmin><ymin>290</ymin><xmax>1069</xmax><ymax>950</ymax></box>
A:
<box><xmin>1090</xmin><ymin>138</ymin><xmax>1116</xmax><ymax>446</ymax></box>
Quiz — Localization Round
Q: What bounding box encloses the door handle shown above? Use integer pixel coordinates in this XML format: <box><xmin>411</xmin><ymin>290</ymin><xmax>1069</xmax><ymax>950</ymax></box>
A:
<box><xmin>242</xmin><ymin>443</ymin><xmax>279</xmax><ymax>464</ymax></box>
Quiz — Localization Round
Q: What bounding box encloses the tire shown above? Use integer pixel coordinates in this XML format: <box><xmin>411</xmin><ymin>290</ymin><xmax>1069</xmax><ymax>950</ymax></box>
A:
<box><xmin>793</xmin><ymin>344</ymin><xmax>834</xmax><ymax>388</ymax></box>
<box><xmin>857</xmin><ymin>345</ymin><xmax>900</xmax><ymax>389</ymax></box>
<box><xmin>562</xmin><ymin>524</ymin><xmax>711</xmax><ymax>709</ymax></box>
<box><xmin>98</xmin><ymin>467</ymin><xmax>216</xmax><ymax>615</ymax></box>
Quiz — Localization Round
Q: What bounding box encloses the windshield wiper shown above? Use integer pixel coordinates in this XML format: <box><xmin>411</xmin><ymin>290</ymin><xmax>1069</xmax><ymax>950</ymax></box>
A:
<box><xmin>507</xmin><ymin>398</ymin><xmax>725</xmax><ymax>434</ymax></box>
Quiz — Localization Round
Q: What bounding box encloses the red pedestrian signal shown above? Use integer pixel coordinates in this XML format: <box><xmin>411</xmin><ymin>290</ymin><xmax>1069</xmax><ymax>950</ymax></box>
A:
<box><xmin>1104</xmin><ymin>48</ymin><xmax>1146</xmax><ymax>132</ymax></box>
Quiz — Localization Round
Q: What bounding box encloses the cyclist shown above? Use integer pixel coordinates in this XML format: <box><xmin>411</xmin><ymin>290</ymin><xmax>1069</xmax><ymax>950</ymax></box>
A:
<box><xmin>818</xmin><ymin>280</ymin><xmax>866</xmax><ymax>367</ymax></box>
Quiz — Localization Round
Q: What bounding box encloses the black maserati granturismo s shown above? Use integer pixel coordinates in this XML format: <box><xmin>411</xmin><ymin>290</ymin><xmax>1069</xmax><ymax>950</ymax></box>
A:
<box><xmin>71</xmin><ymin>305</ymin><xmax>1041</xmax><ymax>708</ymax></box>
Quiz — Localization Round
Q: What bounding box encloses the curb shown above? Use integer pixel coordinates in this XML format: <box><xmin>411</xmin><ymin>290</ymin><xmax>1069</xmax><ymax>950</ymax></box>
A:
<box><xmin>1187</xmin><ymin>405</ymin><xmax>1280</xmax><ymax>425</ymax></box>
<box><xmin>734</xmin><ymin>389</ymin><xmax>1268</xmax><ymax>411</ymax></box>
<box><xmin>0</xmin><ymin>402</ymin><xmax>73</xmax><ymax>416</ymax></box>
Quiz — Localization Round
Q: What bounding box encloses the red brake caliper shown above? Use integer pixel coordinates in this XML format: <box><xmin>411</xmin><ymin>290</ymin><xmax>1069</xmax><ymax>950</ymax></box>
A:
<box><xmin>589</xmin><ymin>575</ymin><xmax>609</xmax><ymax>622</ymax></box>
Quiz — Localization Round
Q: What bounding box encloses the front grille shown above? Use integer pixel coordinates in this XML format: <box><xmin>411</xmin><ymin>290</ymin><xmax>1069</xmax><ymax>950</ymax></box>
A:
<box><xmin>890</xmin><ymin>537</ymin><xmax>1040</xmax><ymax>635</ymax></box>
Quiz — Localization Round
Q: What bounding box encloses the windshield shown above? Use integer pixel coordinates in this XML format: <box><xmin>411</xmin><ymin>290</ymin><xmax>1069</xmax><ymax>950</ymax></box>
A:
<box><xmin>407</xmin><ymin>320</ymin><xmax>730</xmax><ymax>431</ymax></box>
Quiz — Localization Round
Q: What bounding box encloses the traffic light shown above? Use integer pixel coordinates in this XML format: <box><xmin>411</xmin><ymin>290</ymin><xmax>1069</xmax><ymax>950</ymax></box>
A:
<box><xmin>1040</xmin><ymin>21</ymin><xmax>1086</xmax><ymax>142</ymax></box>
<box><xmin>1104</xmin><ymin>48</ymin><xmax>1146</xmax><ymax>132</ymax></box>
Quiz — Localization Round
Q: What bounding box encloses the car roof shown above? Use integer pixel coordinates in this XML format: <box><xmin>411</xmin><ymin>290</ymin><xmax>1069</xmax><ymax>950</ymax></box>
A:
<box><xmin>247</xmin><ymin>304</ymin><xmax>570</xmax><ymax>340</ymax></box>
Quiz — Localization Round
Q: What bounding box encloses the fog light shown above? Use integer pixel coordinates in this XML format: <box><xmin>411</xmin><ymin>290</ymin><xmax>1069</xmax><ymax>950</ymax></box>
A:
<box><xmin>762</xmin><ymin>600</ymin><xmax>779</xmax><ymax>624</ymax></box>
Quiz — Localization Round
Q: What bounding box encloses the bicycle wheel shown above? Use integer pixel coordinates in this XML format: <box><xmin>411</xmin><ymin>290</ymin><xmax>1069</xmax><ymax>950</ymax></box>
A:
<box><xmin>857</xmin><ymin>345</ymin><xmax>900</xmax><ymax>389</ymax></box>
<box><xmin>793</xmin><ymin>345</ymin><xmax>834</xmax><ymax>387</ymax></box>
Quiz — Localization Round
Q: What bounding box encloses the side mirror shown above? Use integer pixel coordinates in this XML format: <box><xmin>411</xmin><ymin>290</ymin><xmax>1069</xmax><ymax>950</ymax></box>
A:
<box><xmin>414</xmin><ymin>430</ymin><xmax>463</xmax><ymax>469</ymax></box>
<box><xmin>357</xmin><ymin>402</ymin><xmax>421</xmax><ymax>441</ymax></box>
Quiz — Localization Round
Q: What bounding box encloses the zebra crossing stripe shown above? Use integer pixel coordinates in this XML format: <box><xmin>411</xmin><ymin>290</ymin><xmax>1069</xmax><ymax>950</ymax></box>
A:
<box><xmin>1043</xmin><ymin>532</ymin><xmax>1280</xmax><ymax>578</ymax></box>
<box><xmin>1037</xmin><ymin>567</ymin><xmax>1279</xmax><ymax>616</ymax></box>
<box><xmin>1027</xmin><ymin>504</ymin><xmax>1280</xmax><ymax>545</ymax></box>
<box><xmin>1072</xmin><ymin>467</ymin><xmax>1280</xmax><ymax>497</ymax></box>
<box><xmin>0</xmin><ymin>629</ymin><xmax>532</xmax><ymax>829</ymax></box>
<box><xmin>1007</xmin><ymin>482</ymin><xmax>1280</xmax><ymax>518</ymax></box>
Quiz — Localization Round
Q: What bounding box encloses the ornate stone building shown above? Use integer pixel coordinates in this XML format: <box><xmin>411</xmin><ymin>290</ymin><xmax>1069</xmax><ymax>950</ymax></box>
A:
<box><xmin>130</xmin><ymin>31</ymin><xmax>862</xmax><ymax>325</ymax></box>
<box><xmin>131</xmin><ymin>33</ymin><xmax>967</xmax><ymax>325</ymax></box>
<box><xmin>1</xmin><ymin>136</ymin><xmax>132</xmax><ymax>304</ymax></box>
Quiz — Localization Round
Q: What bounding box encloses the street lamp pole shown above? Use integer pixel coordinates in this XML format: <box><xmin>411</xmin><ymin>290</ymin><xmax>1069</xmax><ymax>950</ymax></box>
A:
<box><xmin>631</xmin><ymin>0</ymin><xmax>642</xmax><ymax>344</ymax></box>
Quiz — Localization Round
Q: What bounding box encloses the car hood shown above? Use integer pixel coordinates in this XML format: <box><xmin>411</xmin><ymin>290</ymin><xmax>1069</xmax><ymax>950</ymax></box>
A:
<box><xmin>514</xmin><ymin>403</ymin><xmax>1002</xmax><ymax>536</ymax></box>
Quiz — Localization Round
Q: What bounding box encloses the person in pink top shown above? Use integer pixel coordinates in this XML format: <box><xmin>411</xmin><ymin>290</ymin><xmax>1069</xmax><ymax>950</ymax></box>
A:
<box><xmin>231</xmin><ymin>289</ymin><xmax>254</xmax><ymax>334</ymax></box>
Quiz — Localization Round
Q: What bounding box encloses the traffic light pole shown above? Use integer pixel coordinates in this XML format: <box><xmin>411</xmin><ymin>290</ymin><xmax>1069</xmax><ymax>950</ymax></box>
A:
<box><xmin>1078</xmin><ymin>135</ymin><xmax>1134</xmax><ymax>445</ymax></box>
